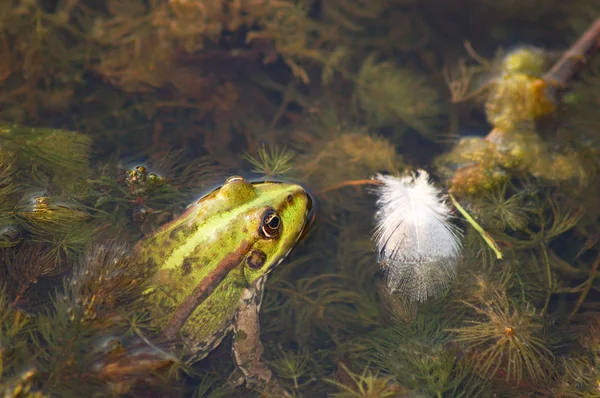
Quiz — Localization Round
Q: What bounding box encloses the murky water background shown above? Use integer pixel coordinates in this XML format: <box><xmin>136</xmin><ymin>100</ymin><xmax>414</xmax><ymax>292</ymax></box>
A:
<box><xmin>1</xmin><ymin>2</ymin><xmax>600</xmax><ymax>397</ymax></box>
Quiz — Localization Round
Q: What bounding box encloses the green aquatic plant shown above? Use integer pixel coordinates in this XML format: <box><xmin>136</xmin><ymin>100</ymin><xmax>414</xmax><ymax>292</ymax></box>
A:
<box><xmin>437</xmin><ymin>125</ymin><xmax>586</xmax><ymax>196</ymax></box>
<box><xmin>332</xmin><ymin>222</ymin><xmax>383</xmax><ymax>320</ymax></box>
<box><xmin>353</xmin><ymin>54</ymin><xmax>445</xmax><ymax>137</ymax></box>
<box><xmin>520</xmin><ymin>190</ymin><xmax>583</xmax><ymax>249</ymax></box>
<box><xmin>0</xmin><ymin>125</ymin><xmax>97</xmax><ymax>272</ymax></box>
<box><xmin>263</xmin><ymin>211</ymin><xmax>383</xmax><ymax>348</ymax></box>
<box><xmin>547</xmin><ymin>317</ymin><xmax>600</xmax><ymax>396</ymax></box>
<box><xmin>346</xmin><ymin>311</ymin><xmax>491</xmax><ymax>397</ymax></box>
<box><xmin>29</xmin><ymin>298</ymin><xmax>181</xmax><ymax>397</ymax></box>
<box><xmin>0</xmin><ymin>124</ymin><xmax>92</xmax><ymax>179</ymax></box>
<box><xmin>67</xmin><ymin>241</ymin><xmax>155</xmax><ymax>324</ymax></box>
<box><xmin>137</xmin><ymin>150</ymin><xmax>223</xmax><ymax>191</ymax></box>
<box><xmin>0</xmin><ymin>237</ymin><xmax>186</xmax><ymax>397</ymax></box>
<box><xmin>192</xmin><ymin>375</ymin><xmax>233</xmax><ymax>398</ymax></box>
<box><xmin>0</xmin><ymin>2</ymin><xmax>598</xmax><ymax>397</ymax></box>
<box><xmin>13</xmin><ymin>194</ymin><xmax>93</xmax><ymax>263</ymax></box>
<box><xmin>2</xmin><ymin>242</ymin><xmax>66</xmax><ymax>306</ymax></box>
<box><xmin>501</xmin><ymin>46</ymin><xmax>547</xmax><ymax>75</ymax></box>
<box><xmin>477</xmin><ymin>182</ymin><xmax>532</xmax><ymax>232</ymax></box>
<box><xmin>270</xmin><ymin>346</ymin><xmax>314</xmax><ymax>391</ymax></box>
<box><xmin>268</xmin><ymin>271</ymin><xmax>377</xmax><ymax>345</ymax></box>
<box><xmin>243</xmin><ymin>145</ymin><xmax>297</xmax><ymax>179</ymax></box>
<box><xmin>0</xmin><ymin>158</ymin><xmax>22</xmax><ymax>248</ymax></box>
<box><xmin>78</xmin><ymin>150</ymin><xmax>223</xmax><ymax>237</ymax></box>
<box><xmin>439</xmin><ymin>169</ymin><xmax>591</xmax><ymax>315</ymax></box>
<box><xmin>316</xmin><ymin>1</ymin><xmax>387</xmax><ymax>33</ymax></box>
<box><xmin>292</xmin><ymin>125</ymin><xmax>405</xmax><ymax>214</ymax></box>
<box><xmin>0</xmin><ymin>287</ymin><xmax>38</xmax><ymax>398</ymax></box>
<box><xmin>448</xmin><ymin>291</ymin><xmax>554</xmax><ymax>384</ymax></box>
<box><xmin>326</xmin><ymin>363</ymin><xmax>406</xmax><ymax>398</ymax></box>
<box><xmin>297</xmin><ymin>131</ymin><xmax>401</xmax><ymax>189</ymax></box>
<box><xmin>550</xmin><ymin>356</ymin><xmax>600</xmax><ymax>397</ymax></box>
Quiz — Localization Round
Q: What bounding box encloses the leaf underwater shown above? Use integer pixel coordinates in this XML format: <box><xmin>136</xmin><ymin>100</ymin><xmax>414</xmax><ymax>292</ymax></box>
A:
<box><xmin>372</xmin><ymin>171</ymin><xmax>463</xmax><ymax>302</ymax></box>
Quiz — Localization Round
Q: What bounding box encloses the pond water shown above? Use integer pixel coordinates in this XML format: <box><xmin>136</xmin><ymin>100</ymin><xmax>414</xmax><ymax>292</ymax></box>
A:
<box><xmin>1</xmin><ymin>2</ymin><xmax>599</xmax><ymax>397</ymax></box>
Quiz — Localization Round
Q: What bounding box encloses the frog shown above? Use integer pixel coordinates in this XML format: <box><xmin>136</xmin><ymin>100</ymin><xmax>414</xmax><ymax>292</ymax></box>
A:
<box><xmin>136</xmin><ymin>175</ymin><xmax>313</xmax><ymax>392</ymax></box>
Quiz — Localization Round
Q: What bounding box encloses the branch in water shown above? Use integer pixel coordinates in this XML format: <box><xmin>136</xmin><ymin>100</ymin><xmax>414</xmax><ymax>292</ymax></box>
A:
<box><xmin>544</xmin><ymin>18</ymin><xmax>600</xmax><ymax>87</ymax></box>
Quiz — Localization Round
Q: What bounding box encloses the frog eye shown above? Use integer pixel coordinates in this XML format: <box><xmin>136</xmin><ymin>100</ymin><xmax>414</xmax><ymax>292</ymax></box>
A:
<box><xmin>260</xmin><ymin>210</ymin><xmax>281</xmax><ymax>238</ymax></box>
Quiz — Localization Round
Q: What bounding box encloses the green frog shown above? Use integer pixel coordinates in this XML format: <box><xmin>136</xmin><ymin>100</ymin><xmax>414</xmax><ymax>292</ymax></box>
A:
<box><xmin>137</xmin><ymin>175</ymin><xmax>313</xmax><ymax>391</ymax></box>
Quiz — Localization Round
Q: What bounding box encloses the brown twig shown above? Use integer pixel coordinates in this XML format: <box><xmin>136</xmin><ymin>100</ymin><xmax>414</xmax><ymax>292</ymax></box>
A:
<box><xmin>479</xmin><ymin>18</ymin><xmax>600</xmax><ymax>144</ymax></box>
<box><xmin>544</xmin><ymin>18</ymin><xmax>600</xmax><ymax>87</ymax></box>
<box><xmin>464</xmin><ymin>41</ymin><xmax>492</xmax><ymax>68</ymax></box>
<box><xmin>316</xmin><ymin>179</ymin><xmax>380</xmax><ymax>196</ymax></box>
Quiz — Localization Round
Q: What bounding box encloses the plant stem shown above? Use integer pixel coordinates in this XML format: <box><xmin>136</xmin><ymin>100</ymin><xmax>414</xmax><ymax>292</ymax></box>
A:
<box><xmin>540</xmin><ymin>243</ymin><xmax>552</xmax><ymax>316</ymax></box>
<box><xmin>316</xmin><ymin>179</ymin><xmax>380</xmax><ymax>196</ymax></box>
<box><xmin>568</xmin><ymin>251</ymin><xmax>600</xmax><ymax>320</ymax></box>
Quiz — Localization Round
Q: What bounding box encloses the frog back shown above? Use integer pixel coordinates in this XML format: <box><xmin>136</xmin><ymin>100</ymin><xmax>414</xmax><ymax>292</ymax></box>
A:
<box><xmin>149</xmin><ymin>263</ymin><xmax>247</xmax><ymax>358</ymax></box>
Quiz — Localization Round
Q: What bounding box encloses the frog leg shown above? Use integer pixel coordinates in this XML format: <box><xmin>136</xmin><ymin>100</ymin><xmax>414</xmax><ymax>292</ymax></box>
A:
<box><xmin>230</xmin><ymin>276</ymin><xmax>290</xmax><ymax>396</ymax></box>
<box><xmin>230</xmin><ymin>275</ymin><xmax>271</xmax><ymax>385</ymax></box>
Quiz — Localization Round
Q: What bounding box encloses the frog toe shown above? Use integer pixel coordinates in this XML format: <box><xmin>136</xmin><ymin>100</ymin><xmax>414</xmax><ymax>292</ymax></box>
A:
<box><xmin>226</xmin><ymin>367</ymin><xmax>246</xmax><ymax>388</ymax></box>
<box><xmin>227</xmin><ymin>367</ymin><xmax>291</xmax><ymax>397</ymax></box>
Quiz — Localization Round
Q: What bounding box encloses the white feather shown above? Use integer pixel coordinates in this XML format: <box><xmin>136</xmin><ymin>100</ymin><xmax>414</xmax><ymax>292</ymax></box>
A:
<box><xmin>371</xmin><ymin>170</ymin><xmax>462</xmax><ymax>302</ymax></box>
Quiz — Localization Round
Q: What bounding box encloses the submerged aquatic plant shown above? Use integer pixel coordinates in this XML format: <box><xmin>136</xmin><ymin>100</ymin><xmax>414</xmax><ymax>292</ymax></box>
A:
<box><xmin>0</xmin><ymin>2</ymin><xmax>597</xmax><ymax>397</ymax></box>
<box><xmin>448</xmin><ymin>291</ymin><xmax>554</xmax><ymax>384</ymax></box>
<box><xmin>371</xmin><ymin>171</ymin><xmax>463</xmax><ymax>302</ymax></box>
<box><xmin>550</xmin><ymin>356</ymin><xmax>599</xmax><ymax>397</ymax></box>
<box><xmin>326</xmin><ymin>363</ymin><xmax>406</xmax><ymax>398</ymax></box>
<box><xmin>0</xmin><ymin>124</ymin><xmax>92</xmax><ymax>180</ymax></box>
<box><xmin>0</xmin><ymin>287</ymin><xmax>38</xmax><ymax>397</ymax></box>
<box><xmin>346</xmin><ymin>311</ymin><xmax>492</xmax><ymax>397</ymax></box>
<box><xmin>477</xmin><ymin>182</ymin><xmax>532</xmax><ymax>232</ymax></box>
<box><xmin>13</xmin><ymin>194</ymin><xmax>92</xmax><ymax>263</ymax></box>
<box><xmin>270</xmin><ymin>347</ymin><xmax>313</xmax><ymax>391</ymax></box>
<box><xmin>68</xmin><ymin>240</ymin><xmax>155</xmax><ymax>323</ymax></box>
<box><xmin>353</xmin><ymin>54</ymin><xmax>445</xmax><ymax>137</ymax></box>
<box><xmin>243</xmin><ymin>145</ymin><xmax>296</xmax><ymax>179</ymax></box>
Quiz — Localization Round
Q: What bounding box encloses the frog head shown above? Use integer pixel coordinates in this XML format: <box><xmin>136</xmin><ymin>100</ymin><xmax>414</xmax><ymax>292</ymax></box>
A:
<box><xmin>140</xmin><ymin>175</ymin><xmax>313</xmax><ymax>288</ymax></box>
<box><xmin>212</xmin><ymin>176</ymin><xmax>313</xmax><ymax>285</ymax></box>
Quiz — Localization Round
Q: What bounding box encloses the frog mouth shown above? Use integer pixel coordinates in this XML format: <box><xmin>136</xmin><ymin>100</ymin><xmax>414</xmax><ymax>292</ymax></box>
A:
<box><xmin>299</xmin><ymin>190</ymin><xmax>315</xmax><ymax>241</ymax></box>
